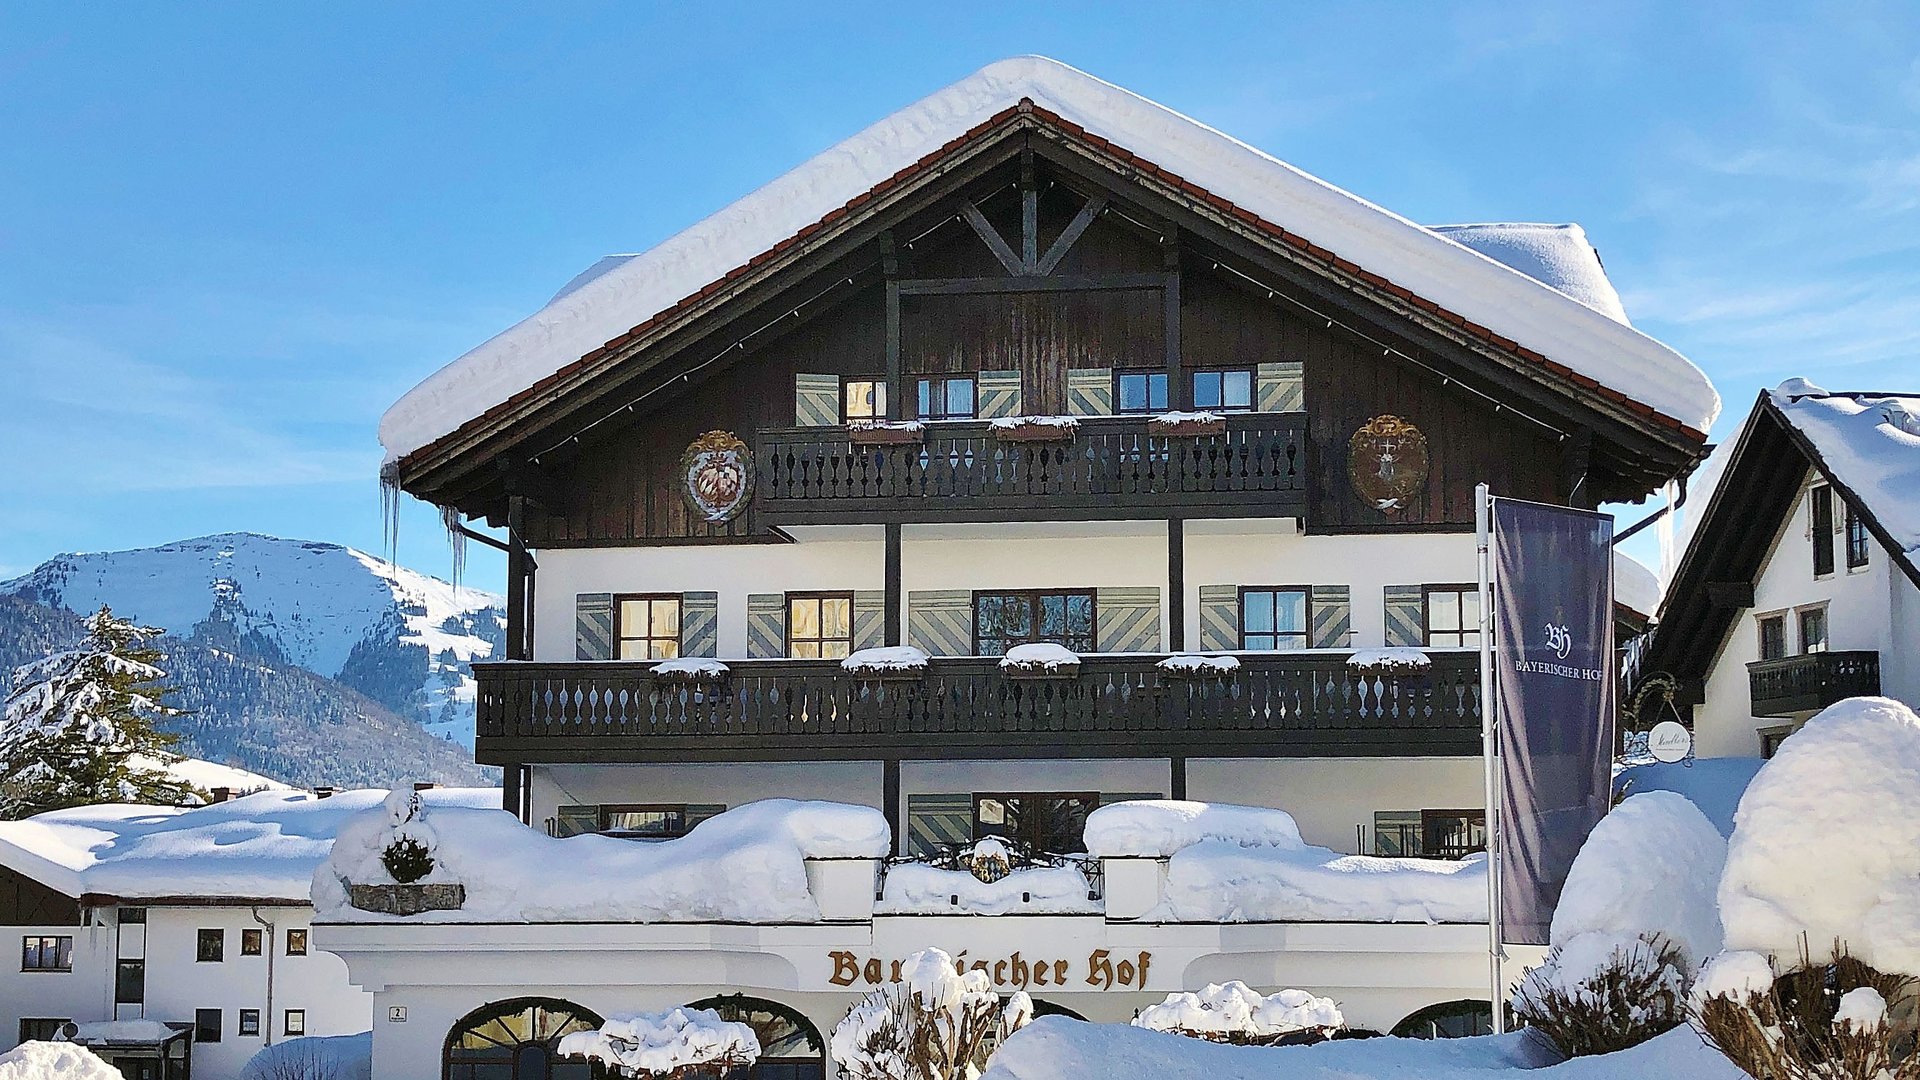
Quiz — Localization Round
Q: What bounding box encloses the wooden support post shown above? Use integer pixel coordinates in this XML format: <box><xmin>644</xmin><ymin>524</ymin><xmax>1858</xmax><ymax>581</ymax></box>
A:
<box><xmin>502</xmin><ymin>761</ymin><xmax>522</xmax><ymax>817</ymax></box>
<box><xmin>505</xmin><ymin>494</ymin><xmax>530</xmax><ymax>661</ymax></box>
<box><xmin>884</xmin><ymin>523</ymin><xmax>903</xmax><ymax>647</ymax></box>
<box><xmin>1170</xmin><ymin>757</ymin><xmax>1188</xmax><ymax>801</ymax></box>
<box><xmin>883</xmin><ymin>234</ymin><xmax>901</xmax><ymax>421</ymax></box>
<box><xmin>1020</xmin><ymin>150</ymin><xmax>1038</xmax><ymax>271</ymax></box>
<box><xmin>1163</xmin><ymin>232</ymin><xmax>1183</xmax><ymax>410</ymax></box>
<box><xmin>883</xmin><ymin>758</ymin><xmax>902</xmax><ymax>855</ymax></box>
<box><xmin>1167</xmin><ymin>516</ymin><xmax>1186</xmax><ymax>652</ymax></box>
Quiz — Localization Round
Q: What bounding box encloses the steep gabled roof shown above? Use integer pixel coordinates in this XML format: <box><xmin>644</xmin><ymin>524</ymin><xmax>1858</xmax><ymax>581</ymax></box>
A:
<box><xmin>1641</xmin><ymin>384</ymin><xmax>1920</xmax><ymax>692</ymax></box>
<box><xmin>380</xmin><ymin>56</ymin><xmax>1717</xmax><ymax>470</ymax></box>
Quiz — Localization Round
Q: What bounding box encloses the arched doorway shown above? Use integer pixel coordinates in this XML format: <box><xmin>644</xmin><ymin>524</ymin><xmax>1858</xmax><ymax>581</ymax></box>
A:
<box><xmin>1029</xmin><ymin>999</ymin><xmax>1088</xmax><ymax>1022</ymax></box>
<box><xmin>444</xmin><ymin>996</ymin><xmax>607</xmax><ymax>1080</ymax></box>
<box><xmin>685</xmin><ymin>995</ymin><xmax>826</xmax><ymax>1080</ymax></box>
<box><xmin>1391</xmin><ymin>999</ymin><xmax>1494</xmax><ymax>1039</ymax></box>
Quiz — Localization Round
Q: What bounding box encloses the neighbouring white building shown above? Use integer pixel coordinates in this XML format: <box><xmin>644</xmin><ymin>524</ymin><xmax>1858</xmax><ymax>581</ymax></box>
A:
<box><xmin>0</xmin><ymin>787</ymin><xmax>495</xmax><ymax>1079</ymax></box>
<box><xmin>1641</xmin><ymin>383</ymin><xmax>1919</xmax><ymax>758</ymax></box>
<box><xmin>337</xmin><ymin>55</ymin><xmax>1719</xmax><ymax>1079</ymax></box>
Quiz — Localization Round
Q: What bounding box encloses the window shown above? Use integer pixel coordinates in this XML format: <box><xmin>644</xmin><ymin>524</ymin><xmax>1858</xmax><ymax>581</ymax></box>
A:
<box><xmin>915</xmin><ymin>376</ymin><xmax>976</xmax><ymax>420</ymax></box>
<box><xmin>195</xmin><ymin>1009</ymin><xmax>222</xmax><ymax>1043</ymax></box>
<box><xmin>1114</xmin><ymin>370</ymin><xmax>1169</xmax><ymax>414</ymax></box>
<box><xmin>1812</xmin><ymin>485</ymin><xmax>1836</xmax><ymax>576</ymax></box>
<box><xmin>196</xmin><ymin>928</ymin><xmax>224</xmax><ymax>963</ymax></box>
<box><xmin>21</xmin><ymin>935</ymin><xmax>72</xmax><ymax>972</ymax></box>
<box><xmin>1372</xmin><ymin>811</ymin><xmax>1485</xmax><ymax>858</ymax></box>
<box><xmin>1373</xmin><ymin>811</ymin><xmax>1422</xmax><ymax>857</ymax></box>
<box><xmin>787</xmin><ymin>592</ymin><xmax>854</xmax><ymax>659</ymax></box>
<box><xmin>974</xmin><ymin>793</ymin><xmax>1099</xmax><ymax>854</ymax></box>
<box><xmin>1423</xmin><ymin>586</ymin><xmax>1481</xmax><ymax>648</ymax></box>
<box><xmin>18</xmin><ymin>1018</ymin><xmax>67</xmax><ymax>1044</ymax></box>
<box><xmin>238</xmin><ymin>1010</ymin><xmax>261</xmax><ymax>1037</ymax></box>
<box><xmin>616</xmin><ymin>594</ymin><xmax>682</xmax><ymax>660</ymax></box>
<box><xmin>284</xmin><ymin>1010</ymin><xmax>305</xmax><ymax>1037</ymax></box>
<box><xmin>444</xmin><ymin>997</ymin><xmax>604</xmax><ymax>1080</ymax></box>
<box><xmin>1846</xmin><ymin>504</ymin><xmax>1871</xmax><ymax>569</ymax></box>
<box><xmin>685</xmin><ymin>996</ymin><xmax>826</xmax><ymax>1080</ymax></box>
<box><xmin>842</xmin><ymin>378</ymin><xmax>886</xmax><ymax>423</ymax></box>
<box><xmin>241</xmin><ymin>928</ymin><xmax>263</xmax><ymax>956</ymax></box>
<box><xmin>118</xmin><ymin>907</ymin><xmax>146</xmax><ymax>924</ymax></box>
<box><xmin>1239</xmin><ymin>587</ymin><xmax>1310</xmax><ymax>651</ymax></box>
<box><xmin>1393</xmin><ymin>1000</ymin><xmax>1493</xmax><ymax>1039</ymax></box>
<box><xmin>1798</xmin><ymin>607</ymin><xmax>1829</xmax><ymax>654</ymax></box>
<box><xmin>1762</xmin><ymin>727</ymin><xmax>1794</xmax><ymax>759</ymax></box>
<box><xmin>285</xmin><ymin>928</ymin><xmax>308</xmax><ymax>956</ymax></box>
<box><xmin>1757</xmin><ymin>614</ymin><xmax>1787</xmax><ymax>661</ymax></box>
<box><xmin>597</xmin><ymin>805</ymin><xmax>689</xmax><ymax>841</ymax></box>
<box><xmin>1190</xmin><ymin>368</ymin><xmax>1253</xmax><ymax>412</ymax></box>
<box><xmin>114</xmin><ymin>960</ymin><xmax>145</xmax><ymax>1005</ymax></box>
<box><xmin>972</xmin><ymin>590</ymin><xmax>1097</xmax><ymax>655</ymax></box>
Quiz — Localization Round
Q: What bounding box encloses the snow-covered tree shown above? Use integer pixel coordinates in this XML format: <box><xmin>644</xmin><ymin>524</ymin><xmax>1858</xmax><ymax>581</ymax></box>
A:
<box><xmin>0</xmin><ymin>606</ymin><xmax>199</xmax><ymax>817</ymax></box>
<box><xmin>831</xmin><ymin>948</ymin><xmax>1031</xmax><ymax>1080</ymax></box>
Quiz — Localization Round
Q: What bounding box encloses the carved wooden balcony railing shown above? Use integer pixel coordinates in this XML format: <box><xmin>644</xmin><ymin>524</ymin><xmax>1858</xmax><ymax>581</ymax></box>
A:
<box><xmin>473</xmin><ymin>651</ymin><xmax>1481</xmax><ymax>764</ymax></box>
<box><xmin>1747</xmin><ymin>650</ymin><xmax>1880</xmax><ymax>718</ymax></box>
<box><xmin>753</xmin><ymin>413</ymin><xmax>1308</xmax><ymax>525</ymax></box>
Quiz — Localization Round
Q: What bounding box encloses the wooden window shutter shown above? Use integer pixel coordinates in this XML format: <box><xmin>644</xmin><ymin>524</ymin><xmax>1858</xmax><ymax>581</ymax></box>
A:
<box><xmin>907</xmin><ymin>590</ymin><xmax>972</xmax><ymax>656</ymax></box>
<box><xmin>1095</xmin><ymin>586</ymin><xmax>1160</xmax><ymax>652</ymax></box>
<box><xmin>795</xmin><ymin>373</ymin><xmax>840</xmax><ymax>427</ymax></box>
<box><xmin>852</xmin><ymin>590</ymin><xmax>886</xmax><ymax>651</ymax></box>
<box><xmin>976</xmin><ymin>370</ymin><xmax>1023</xmax><ymax>419</ymax></box>
<box><xmin>1383</xmin><ymin>585</ymin><xmax>1424</xmax><ymax>648</ymax></box>
<box><xmin>1257</xmin><ymin>360</ymin><xmax>1304</xmax><ymax>413</ymax></box>
<box><xmin>1067</xmin><ymin>368</ymin><xmax>1115</xmax><ymax>416</ymax></box>
<box><xmin>574</xmin><ymin>593</ymin><xmax>614</xmax><ymax>660</ymax></box>
<box><xmin>907</xmin><ymin>793</ymin><xmax>974</xmax><ymax>858</ymax></box>
<box><xmin>745</xmin><ymin>593</ymin><xmax>786</xmax><ymax>658</ymax></box>
<box><xmin>1197</xmin><ymin>585</ymin><xmax>1240</xmax><ymax>651</ymax></box>
<box><xmin>1311</xmin><ymin>585</ymin><xmax>1353</xmax><ymax>648</ymax></box>
<box><xmin>682</xmin><ymin>592</ymin><xmax>719</xmax><ymax>657</ymax></box>
<box><xmin>553</xmin><ymin>805</ymin><xmax>598</xmax><ymax>838</ymax></box>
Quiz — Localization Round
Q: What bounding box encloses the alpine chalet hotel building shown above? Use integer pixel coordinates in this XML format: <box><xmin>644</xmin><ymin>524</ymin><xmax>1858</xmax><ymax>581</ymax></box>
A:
<box><xmin>333</xmin><ymin>58</ymin><xmax>1719</xmax><ymax>1078</ymax></box>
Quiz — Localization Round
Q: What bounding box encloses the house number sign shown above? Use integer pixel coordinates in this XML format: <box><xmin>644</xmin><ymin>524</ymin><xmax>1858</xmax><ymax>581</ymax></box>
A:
<box><xmin>1348</xmin><ymin>414</ymin><xmax>1429</xmax><ymax>514</ymax></box>
<box><xmin>681</xmin><ymin>430</ymin><xmax>753</xmax><ymax>523</ymax></box>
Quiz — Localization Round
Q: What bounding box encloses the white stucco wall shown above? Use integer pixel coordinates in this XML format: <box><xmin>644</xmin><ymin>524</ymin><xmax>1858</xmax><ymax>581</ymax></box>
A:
<box><xmin>0</xmin><ymin>919</ymin><xmax>112</xmax><ymax>1050</ymax></box>
<box><xmin>1189</xmin><ymin>756</ymin><xmax>1486</xmax><ymax>853</ymax></box>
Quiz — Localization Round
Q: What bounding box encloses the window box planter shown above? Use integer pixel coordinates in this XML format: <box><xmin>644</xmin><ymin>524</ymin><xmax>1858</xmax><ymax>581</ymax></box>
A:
<box><xmin>988</xmin><ymin>417</ymin><xmax>1079</xmax><ymax>443</ymax></box>
<box><xmin>847</xmin><ymin>422</ymin><xmax>925</xmax><ymax>446</ymax></box>
<box><xmin>1148</xmin><ymin>412</ymin><xmax>1227</xmax><ymax>437</ymax></box>
<box><xmin>344</xmin><ymin>881</ymin><xmax>466</xmax><ymax>916</ymax></box>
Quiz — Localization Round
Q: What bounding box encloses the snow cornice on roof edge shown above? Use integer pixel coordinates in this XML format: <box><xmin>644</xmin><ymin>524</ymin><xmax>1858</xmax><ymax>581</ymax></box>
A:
<box><xmin>378</xmin><ymin>55</ymin><xmax>1719</xmax><ymax>467</ymax></box>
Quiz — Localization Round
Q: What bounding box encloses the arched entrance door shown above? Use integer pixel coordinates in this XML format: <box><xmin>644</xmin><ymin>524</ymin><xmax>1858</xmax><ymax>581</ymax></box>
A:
<box><xmin>1391</xmin><ymin>999</ymin><xmax>1494</xmax><ymax>1039</ymax></box>
<box><xmin>444</xmin><ymin>996</ymin><xmax>606</xmax><ymax>1080</ymax></box>
<box><xmin>685</xmin><ymin>994</ymin><xmax>826</xmax><ymax>1080</ymax></box>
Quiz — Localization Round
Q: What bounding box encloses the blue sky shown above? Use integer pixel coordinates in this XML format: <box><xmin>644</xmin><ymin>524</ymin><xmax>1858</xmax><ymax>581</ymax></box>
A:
<box><xmin>3</xmin><ymin>2</ymin><xmax>1917</xmax><ymax>586</ymax></box>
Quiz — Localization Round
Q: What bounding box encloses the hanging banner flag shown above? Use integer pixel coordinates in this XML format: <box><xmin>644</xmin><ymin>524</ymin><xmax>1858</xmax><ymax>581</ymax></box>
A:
<box><xmin>1491</xmin><ymin>498</ymin><xmax>1615</xmax><ymax>945</ymax></box>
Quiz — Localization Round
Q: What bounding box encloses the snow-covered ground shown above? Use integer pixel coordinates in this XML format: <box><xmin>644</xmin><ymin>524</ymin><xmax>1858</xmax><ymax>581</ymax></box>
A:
<box><xmin>0</xmin><ymin>532</ymin><xmax>505</xmax><ymax>744</ymax></box>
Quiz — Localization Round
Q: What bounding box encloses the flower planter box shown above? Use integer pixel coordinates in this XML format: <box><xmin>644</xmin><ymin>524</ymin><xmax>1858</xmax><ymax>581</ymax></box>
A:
<box><xmin>1000</xmin><ymin>662</ymin><xmax>1081</xmax><ymax>680</ymax></box>
<box><xmin>990</xmin><ymin>420</ymin><xmax>1078</xmax><ymax>443</ymax></box>
<box><xmin>848</xmin><ymin>423</ymin><xmax>925</xmax><ymax>446</ymax></box>
<box><xmin>1148</xmin><ymin>415</ymin><xmax>1226</xmax><ymax>437</ymax></box>
<box><xmin>345</xmin><ymin>881</ymin><xmax>466</xmax><ymax>916</ymax></box>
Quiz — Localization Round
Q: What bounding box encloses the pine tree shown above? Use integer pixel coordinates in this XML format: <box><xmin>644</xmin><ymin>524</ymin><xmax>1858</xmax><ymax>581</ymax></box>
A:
<box><xmin>0</xmin><ymin>606</ymin><xmax>200</xmax><ymax>818</ymax></box>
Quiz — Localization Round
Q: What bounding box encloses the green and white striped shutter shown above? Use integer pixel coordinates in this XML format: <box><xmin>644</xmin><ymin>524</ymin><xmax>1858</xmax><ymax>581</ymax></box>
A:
<box><xmin>745</xmin><ymin>593</ymin><xmax>786</xmax><ymax>658</ymax></box>
<box><xmin>682</xmin><ymin>591</ymin><xmax>719</xmax><ymax>657</ymax></box>
<box><xmin>575</xmin><ymin>593</ymin><xmax>614</xmax><ymax>660</ymax></box>
<box><xmin>554</xmin><ymin>804</ymin><xmax>599</xmax><ymax>838</ymax></box>
<box><xmin>1198</xmin><ymin>585</ymin><xmax>1240</xmax><ymax>651</ymax></box>
<box><xmin>1257</xmin><ymin>360</ymin><xmax>1304</xmax><ymax>413</ymax></box>
<box><xmin>1383</xmin><ymin>585</ymin><xmax>1424</xmax><ymax>648</ymax></box>
<box><xmin>685</xmin><ymin>804</ymin><xmax>727</xmax><ymax>830</ymax></box>
<box><xmin>852</xmin><ymin>591</ymin><xmax>886</xmax><ymax>651</ymax></box>
<box><xmin>907</xmin><ymin>590</ymin><xmax>973</xmax><ymax>656</ymax></box>
<box><xmin>795</xmin><ymin>373</ymin><xmax>840</xmax><ymax>427</ymax></box>
<box><xmin>908</xmin><ymin>793</ymin><xmax>974</xmax><ymax>858</ymax></box>
<box><xmin>1096</xmin><ymin>586</ymin><xmax>1160</xmax><ymax>652</ymax></box>
<box><xmin>976</xmin><ymin>370</ymin><xmax>1022</xmax><ymax>419</ymax></box>
<box><xmin>1067</xmin><ymin>368</ymin><xmax>1114</xmax><ymax>416</ymax></box>
<box><xmin>1311</xmin><ymin>585</ymin><xmax>1353</xmax><ymax>648</ymax></box>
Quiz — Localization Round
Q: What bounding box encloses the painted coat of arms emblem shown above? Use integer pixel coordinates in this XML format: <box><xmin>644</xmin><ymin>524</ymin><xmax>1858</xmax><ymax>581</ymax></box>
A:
<box><xmin>1347</xmin><ymin>415</ymin><xmax>1429</xmax><ymax>513</ymax></box>
<box><xmin>682</xmin><ymin>430</ymin><xmax>753</xmax><ymax>523</ymax></box>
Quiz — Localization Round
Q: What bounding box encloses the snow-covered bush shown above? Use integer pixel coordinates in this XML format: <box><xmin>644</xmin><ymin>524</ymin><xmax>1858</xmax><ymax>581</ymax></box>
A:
<box><xmin>1691</xmin><ymin>947</ymin><xmax>1919</xmax><ymax>1080</ymax></box>
<box><xmin>1132</xmin><ymin>981</ymin><xmax>1343</xmax><ymax>1045</ymax></box>
<box><xmin>0</xmin><ymin>1040</ymin><xmax>124</xmax><ymax>1080</ymax></box>
<box><xmin>372</xmin><ymin>788</ymin><xmax>439</xmax><ymax>885</ymax></box>
<box><xmin>557</xmin><ymin>1007</ymin><xmax>759</xmax><ymax>1078</ymax></box>
<box><xmin>241</xmin><ymin>1032</ymin><xmax>372</xmax><ymax>1080</ymax></box>
<box><xmin>1513</xmin><ymin>933</ymin><xmax>1688</xmax><ymax>1058</ymax></box>
<box><xmin>831</xmin><ymin>948</ymin><xmax>1031</xmax><ymax>1080</ymax></box>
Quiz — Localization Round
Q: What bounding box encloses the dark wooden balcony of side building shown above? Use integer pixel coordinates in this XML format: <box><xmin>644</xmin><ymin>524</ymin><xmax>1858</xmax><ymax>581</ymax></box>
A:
<box><xmin>752</xmin><ymin>412</ymin><xmax>1308</xmax><ymax>525</ymax></box>
<box><xmin>1747</xmin><ymin>650</ymin><xmax>1881</xmax><ymax>718</ymax></box>
<box><xmin>472</xmin><ymin>650</ymin><xmax>1481</xmax><ymax>764</ymax></box>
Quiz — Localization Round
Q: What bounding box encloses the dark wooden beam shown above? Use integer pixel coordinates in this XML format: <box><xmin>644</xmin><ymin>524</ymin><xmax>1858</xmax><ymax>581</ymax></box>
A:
<box><xmin>961</xmin><ymin>201</ymin><xmax>1025</xmax><ymax>275</ymax></box>
<box><xmin>1035</xmin><ymin>196</ymin><xmax>1107</xmax><ymax>275</ymax></box>
<box><xmin>897</xmin><ymin>271</ymin><xmax>1167</xmax><ymax>297</ymax></box>
<box><xmin>1163</xmin><ymin>233</ymin><xmax>1183</xmax><ymax>411</ymax></box>
<box><xmin>884</xmin><ymin>523</ymin><xmax>903</xmax><ymax>647</ymax></box>
<box><xmin>1705</xmin><ymin>581</ymin><xmax>1755</xmax><ymax>609</ymax></box>
<box><xmin>1167</xmin><ymin>516</ymin><xmax>1186</xmax><ymax>651</ymax></box>
<box><xmin>1020</xmin><ymin>150</ymin><xmax>1039</xmax><ymax>271</ymax></box>
<box><xmin>883</xmin><ymin>758</ymin><xmax>902</xmax><ymax>855</ymax></box>
<box><xmin>1562</xmin><ymin>428</ymin><xmax>1596</xmax><ymax>509</ymax></box>
<box><xmin>505</xmin><ymin>494</ymin><xmax>531</xmax><ymax>661</ymax></box>
<box><xmin>883</xmin><ymin>232</ymin><xmax>901</xmax><ymax>421</ymax></box>
<box><xmin>1170</xmin><ymin>757</ymin><xmax>1187</xmax><ymax>800</ymax></box>
<box><xmin>501</xmin><ymin>761</ymin><xmax>522</xmax><ymax>817</ymax></box>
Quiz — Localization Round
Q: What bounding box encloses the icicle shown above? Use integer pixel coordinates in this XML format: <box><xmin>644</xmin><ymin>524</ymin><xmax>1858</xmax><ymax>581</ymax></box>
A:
<box><xmin>1657</xmin><ymin>479</ymin><xmax>1679</xmax><ymax>586</ymax></box>
<box><xmin>379</xmin><ymin>459</ymin><xmax>403</xmax><ymax>564</ymax></box>
<box><xmin>440</xmin><ymin>504</ymin><xmax>467</xmax><ymax>593</ymax></box>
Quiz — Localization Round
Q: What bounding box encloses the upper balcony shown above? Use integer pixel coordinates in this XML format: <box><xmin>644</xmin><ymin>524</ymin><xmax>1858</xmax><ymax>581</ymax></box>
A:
<box><xmin>472</xmin><ymin>649</ymin><xmax>1480</xmax><ymax>765</ymax></box>
<box><xmin>1747</xmin><ymin>650</ymin><xmax>1881</xmax><ymax>718</ymax></box>
<box><xmin>753</xmin><ymin>412</ymin><xmax>1307</xmax><ymax>526</ymax></box>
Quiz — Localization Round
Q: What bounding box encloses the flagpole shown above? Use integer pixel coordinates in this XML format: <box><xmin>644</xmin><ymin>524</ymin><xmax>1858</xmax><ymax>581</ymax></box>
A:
<box><xmin>1476</xmin><ymin>482</ymin><xmax>1506</xmax><ymax>1034</ymax></box>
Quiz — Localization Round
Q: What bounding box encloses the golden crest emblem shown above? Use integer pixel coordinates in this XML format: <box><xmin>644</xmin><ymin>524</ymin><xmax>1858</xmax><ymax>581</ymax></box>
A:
<box><xmin>681</xmin><ymin>430</ymin><xmax>753</xmax><ymax>523</ymax></box>
<box><xmin>1348</xmin><ymin>415</ymin><xmax>1429</xmax><ymax>514</ymax></box>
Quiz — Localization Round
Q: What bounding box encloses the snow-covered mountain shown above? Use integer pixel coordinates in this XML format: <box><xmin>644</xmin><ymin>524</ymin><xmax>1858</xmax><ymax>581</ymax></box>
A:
<box><xmin>0</xmin><ymin>533</ymin><xmax>505</xmax><ymax>745</ymax></box>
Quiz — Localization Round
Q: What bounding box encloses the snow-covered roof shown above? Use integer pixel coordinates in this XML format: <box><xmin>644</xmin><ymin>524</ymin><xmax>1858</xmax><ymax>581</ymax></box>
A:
<box><xmin>380</xmin><ymin>56</ymin><xmax>1718</xmax><ymax>464</ymax></box>
<box><xmin>1612</xmin><ymin>550</ymin><xmax>1660</xmax><ymax>620</ymax></box>
<box><xmin>0</xmin><ymin>787</ymin><xmax>497</xmax><ymax>903</ymax></box>
<box><xmin>1769</xmin><ymin>384</ymin><xmax>1920</xmax><ymax>577</ymax></box>
<box><xmin>1428</xmin><ymin>223</ymin><xmax>1629</xmax><ymax>325</ymax></box>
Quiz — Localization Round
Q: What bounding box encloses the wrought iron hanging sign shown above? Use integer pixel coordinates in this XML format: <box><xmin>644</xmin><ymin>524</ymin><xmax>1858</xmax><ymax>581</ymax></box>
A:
<box><xmin>1348</xmin><ymin>414</ymin><xmax>1429</xmax><ymax>513</ymax></box>
<box><xmin>682</xmin><ymin>430</ymin><xmax>753</xmax><ymax>523</ymax></box>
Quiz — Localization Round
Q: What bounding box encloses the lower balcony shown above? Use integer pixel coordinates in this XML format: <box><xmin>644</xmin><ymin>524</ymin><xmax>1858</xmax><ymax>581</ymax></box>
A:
<box><xmin>1747</xmin><ymin>650</ymin><xmax>1881</xmax><ymax>718</ymax></box>
<box><xmin>473</xmin><ymin>652</ymin><xmax>1482</xmax><ymax>764</ymax></box>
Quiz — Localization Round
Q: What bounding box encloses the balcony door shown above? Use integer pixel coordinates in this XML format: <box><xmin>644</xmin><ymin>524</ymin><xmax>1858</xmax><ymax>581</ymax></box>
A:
<box><xmin>972</xmin><ymin>590</ymin><xmax>1096</xmax><ymax>656</ymax></box>
<box><xmin>973</xmin><ymin>792</ymin><xmax>1099</xmax><ymax>855</ymax></box>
